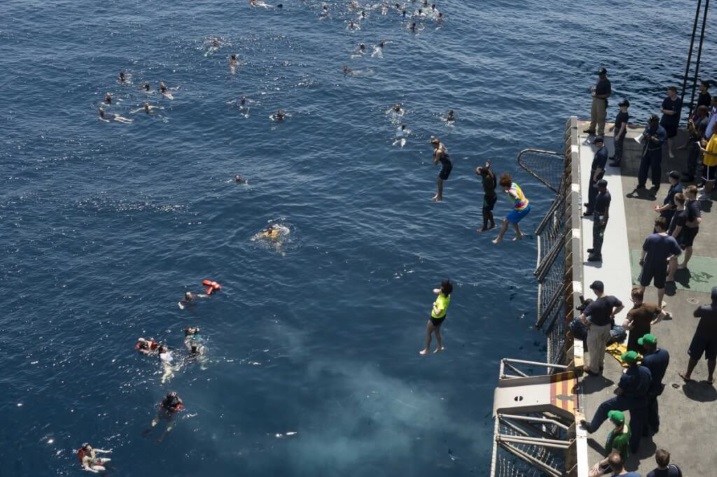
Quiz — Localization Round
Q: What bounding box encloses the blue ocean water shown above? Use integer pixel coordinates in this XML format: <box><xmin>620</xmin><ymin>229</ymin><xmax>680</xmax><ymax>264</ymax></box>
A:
<box><xmin>1</xmin><ymin>0</ymin><xmax>715</xmax><ymax>475</ymax></box>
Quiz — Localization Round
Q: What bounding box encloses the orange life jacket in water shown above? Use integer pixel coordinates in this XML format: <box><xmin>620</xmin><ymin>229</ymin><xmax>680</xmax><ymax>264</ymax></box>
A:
<box><xmin>202</xmin><ymin>279</ymin><xmax>222</xmax><ymax>295</ymax></box>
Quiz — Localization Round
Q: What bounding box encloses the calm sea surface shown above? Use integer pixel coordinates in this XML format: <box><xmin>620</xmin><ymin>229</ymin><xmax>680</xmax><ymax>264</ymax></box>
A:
<box><xmin>1</xmin><ymin>0</ymin><xmax>714</xmax><ymax>475</ymax></box>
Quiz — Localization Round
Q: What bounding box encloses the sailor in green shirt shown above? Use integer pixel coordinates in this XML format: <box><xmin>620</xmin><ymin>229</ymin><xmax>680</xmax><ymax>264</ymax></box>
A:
<box><xmin>420</xmin><ymin>280</ymin><xmax>453</xmax><ymax>355</ymax></box>
<box><xmin>589</xmin><ymin>410</ymin><xmax>630</xmax><ymax>477</ymax></box>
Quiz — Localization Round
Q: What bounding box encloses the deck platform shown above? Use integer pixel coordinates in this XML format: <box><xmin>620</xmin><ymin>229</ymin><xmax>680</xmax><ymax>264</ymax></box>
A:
<box><xmin>574</xmin><ymin>119</ymin><xmax>717</xmax><ymax>476</ymax></box>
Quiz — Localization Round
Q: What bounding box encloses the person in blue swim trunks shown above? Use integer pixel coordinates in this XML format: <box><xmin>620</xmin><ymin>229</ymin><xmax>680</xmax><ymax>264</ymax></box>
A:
<box><xmin>493</xmin><ymin>173</ymin><xmax>531</xmax><ymax>244</ymax></box>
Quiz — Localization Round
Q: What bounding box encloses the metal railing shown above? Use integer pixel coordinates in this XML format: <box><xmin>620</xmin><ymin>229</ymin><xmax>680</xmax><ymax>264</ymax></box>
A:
<box><xmin>488</xmin><ymin>119</ymin><xmax>581</xmax><ymax>477</ymax></box>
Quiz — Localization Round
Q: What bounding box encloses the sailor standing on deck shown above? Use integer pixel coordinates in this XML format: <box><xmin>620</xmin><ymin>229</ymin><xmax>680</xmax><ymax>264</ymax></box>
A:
<box><xmin>587</xmin><ymin>179</ymin><xmax>610</xmax><ymax>262</ymax></box>
<box><xmin>584</xmin><ymin>67</ymin><xmax>612</xmax><ymax>137</ymax></box>
<box><xmin>584</xmin><ymin>136</ymin><xmax>608</xmax><ymax>216</ymax></box>
<box><xmin>580</xmin><ymin>280</ymin><xmax>624</xmax><ymax>376</ymax></box>
<box><xmin>638</xmin><ymin>333</ymin><xmax>669</xmax><ymax>437</ymax></box>
<box><xmin>637</xmin><ymin>115</ymin><xmax>667</xmax><ymax>194</ymax></box>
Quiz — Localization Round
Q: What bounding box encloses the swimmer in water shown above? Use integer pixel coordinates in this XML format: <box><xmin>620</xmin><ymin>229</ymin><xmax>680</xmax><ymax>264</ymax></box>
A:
<box><xmin>253</xmin><ymin>224</ymin><xmax>290</xmax><ymax>253</ymax></box>
<box><xmin>159</xmin><ymin>81</ymin><xmax>175</xmax><ymax>99</ymax></box>
<box><xmin>204</xmin><ymin>37</ymin><xmax>221</xmax><ymax>57</ymax></box>
<box><xmin>130</xmin><ymin>102</ymin><xmax>162</xmax><ymax>114</ymax></box>
<box><xmin>319</xmin><ymin>4</ymin><xmax>329</xmax><ymax>19</ymax></box>
<box><xmin>142</xmin><ymin>392</ymin><xmax>184</xmax><ymax>443</ymax></box>
<box><xmin>393</xmin><ymin>124</ymin><xmax>410</xmax><ymax>147</ymax></box>
<box><xmin>229</xmin><ymin>54</ymin><xmax>239</xmax><ymax>73</ymax></box>
<box><xmin>352</xmin><ymin>43</ymin><xmax>367</xmax><ymax>57</ymax></box>
<box><xmin>419</xmin><ymin>280</ymin><xmax>453</xmax><ymax>355</ymax></box>
<box><xmin>342</xmin><ymin>65</ymin><xmax>356</xmax><ymax>76</ymax></box>
<box><xmin>118</xmin><ymin>71</ymin><xmax>126</xmax><ymax>83</ymax></box>
<box><xmin>381</xmin><ymin>3</ymin><xmax>389</xmax><ymax>15</ymax></box>
<box><xmin>347</xmin><ymin>19</ymin><xmax>360</xmax><ymax>31</ymax></box>
<box><xmin>142</xmin><ymin>82</ymin><xmax>151</xmax><ymax>92</ymax></box>
<box><xmin>255</xmin><ymin>224</ymin><xmax>281</xmax><ymax>241</ymax></box>
<box><xmin>235</xmin><ymin>174</ymin><xmax>247</xmax><ymax>184</ymax></box>
<box><xmin>372</xmin><ymin>40</ymin><xmax>386</xmax><ymax>58</ymax></box>
<box><xmin>98</xmin><ymin>107</ymin><xmax>133</xmax><ymax>124</ymax></box>
<box><xmin>78</xmin><ymin>444</ymin><xmax>112</xmax><ymax>473</ymax></box>
<box><xmin>409</xmin><ymin>22</ymin><xmax>418</xmax><ymax>33</ymax></box>
<box><xmin>184</xmin><ymin>327</ymin><xmax>207</xmax><ymax>367</ymax></box>
<box><xmin>159</xmin><ymin>345</ymin><xmax>178</xmax><ymax>384</ymax></box>
<box><xmin>270</xmin><ymin>109</ymin><xmax>286</xmax><ymax>121</ymax></box>
<box><xmin>250</xmin><ymin>0</ymin><xmax>271</xmax><ymax>7</ymax></box>
<box><xmin>104</xmin><ymin>92</ymin><xmax>112</xmax><ymax>105</ymax></box>
<box><xmin>136</xmin><ymin>337</ymin><xmax>160</xmax><ymax>355</ymax></box>
<box><xmin>387</xmin><ymin>103</ymin><xmax>405</xmax><ymax>118</ymax></box>
<box><xmin>178</xmin><ymin>291</ymin><xmax>208</xmax><ymax>310</ymax></box>
<box><xmin>442</xmin><ymin>109</ymin><xmax>455</xmax><ymax>124</ymax></box>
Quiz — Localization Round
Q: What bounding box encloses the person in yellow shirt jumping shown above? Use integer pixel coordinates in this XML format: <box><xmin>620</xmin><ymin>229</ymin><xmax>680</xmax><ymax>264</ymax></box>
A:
<box><xmin>420</xmin><ymin>280</ymin><xmax>453</xmax><ymax>355</ymax></box>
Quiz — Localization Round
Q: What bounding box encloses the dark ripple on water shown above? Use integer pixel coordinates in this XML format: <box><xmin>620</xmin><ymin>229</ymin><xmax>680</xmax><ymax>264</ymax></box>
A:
<box><xmin>1</xmin><ymin>0</ymin><xmax>715</xmax><ymax>475</ymax></box>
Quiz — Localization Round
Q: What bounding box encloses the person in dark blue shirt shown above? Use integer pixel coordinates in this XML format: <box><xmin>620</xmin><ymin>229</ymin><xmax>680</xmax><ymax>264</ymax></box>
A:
<box><xmin>646</xmin><ymin>448</ymin><xmax>683</xmax><ymax>477</ymax></box>
<box><xmin>585</xmin><ymin>67</ymin><xmax>611</xmax><ymax>136</ymax></box>
<box><xmin>638</xmin><ymin>114</ymin><xmax>668</xmax><ymax>193</ymax></box>
<box><xmin>610</xmin><ymin>99</ymin><xmax>630</xmax><ymax>167</ymax></box>
<box><xmin>588</xmin><ymin>179</ymin><xmax>611</xmax><ymax>262</ymax></box>
<box><xmin>580</xmin><ymin>280</ymin><xmax>624</xmax><ymax>374</ymax></box>
<box><xmin>679</xmin><ymin>286</ymin><xmax>717</xmax><ymax>384</ymax></box>
<box><xmin>682</xmin><ymin>105</ymin><xmax>710</xmax><ymax>182</ymax></box>
<box><xmin>639</xmin><ymin>333</ymin><xmax>669</xmax><ymax>436</ymax></box>
<box><xmin>660</xmin><ymin>86</ymin><xmax>683</xmax><ymax>159</ymax></box>
<box><xmin>581</xmin><ymin>350</ymin><xmax>651</xmax><ymax>453</ymax></box>
<box><xmin>639</xmin><ymin>217</ymin><xmax>682</xmax><ymax>306</ymax></box>
<box><xmin>584</xmin><ymin>137</ymin><xmax>608</xmax><ymax>216</ymax></box>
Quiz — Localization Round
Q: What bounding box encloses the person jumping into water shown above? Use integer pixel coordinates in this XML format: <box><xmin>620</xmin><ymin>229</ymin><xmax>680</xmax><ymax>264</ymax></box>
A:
<box><xmin>431</xmin><ymin>137</ymin><xmax>451</xmax><ymax>201</ymax></box>
<box><xmin>493</xmin><ymin>173</ymin><xmax>531</xmax><ymax>244</ymax></box>
<box><xmin>476</xmin><ymin>161</ymin><xmax>497</xmax><ymax>232</ymax></box>
<box><xmin>420</xmin><ymin>280</ymin><xmax>453</xmax><ymax>355</ymax></box>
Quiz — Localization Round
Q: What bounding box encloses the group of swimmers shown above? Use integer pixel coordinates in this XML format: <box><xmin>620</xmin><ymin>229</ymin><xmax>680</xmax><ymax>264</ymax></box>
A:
<box><xmin>79</xmin><ymin>280</ymin><xmax>222</xmax><ymax>471</ymax></box>
<box><xmin>98</xmin><ymin>72</ymin><xmax>173</xmax><ymax>124</ymax></box>
<box><xmin>82</xmin><ymin>0</ymin><xmax>537</xmax><ymax>470</ymax></box>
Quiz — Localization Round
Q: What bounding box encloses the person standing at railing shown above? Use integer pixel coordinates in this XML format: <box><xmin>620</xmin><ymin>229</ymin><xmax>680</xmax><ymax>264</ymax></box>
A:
<box><xmin>660</xmin><ymin>86</ymin><xmax>683</xmax><ymax>160</ymax></box>
<box><xmin>609</xmin><ymin>100</ymin><xmax>630</xmax><ymax>167</ymax></box>
<box><xmin>587</xmin><ymin>179</ymin><xmax>610</xmax><ymax>262</ymax></box>
<box><xmin>584</xmin><ymin>67</ymin><xmax>612</xmax><ymax>137</ymax></box>
<box><xmin>637</xmin><ymin>115</ymin><xmax>667</xmax><ymax>194</ymax></box>
<box><xmin>584</xmin><ymin>137</ymin><xmax>608</xmax><ymax>217</ymax></box>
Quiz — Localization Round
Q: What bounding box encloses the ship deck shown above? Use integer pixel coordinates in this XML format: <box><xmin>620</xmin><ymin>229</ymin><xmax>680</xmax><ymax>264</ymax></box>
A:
<box><xmin>573</xmin><ymin>119</ymin><xmax>717</xmax><ymax>476</ymax></box>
